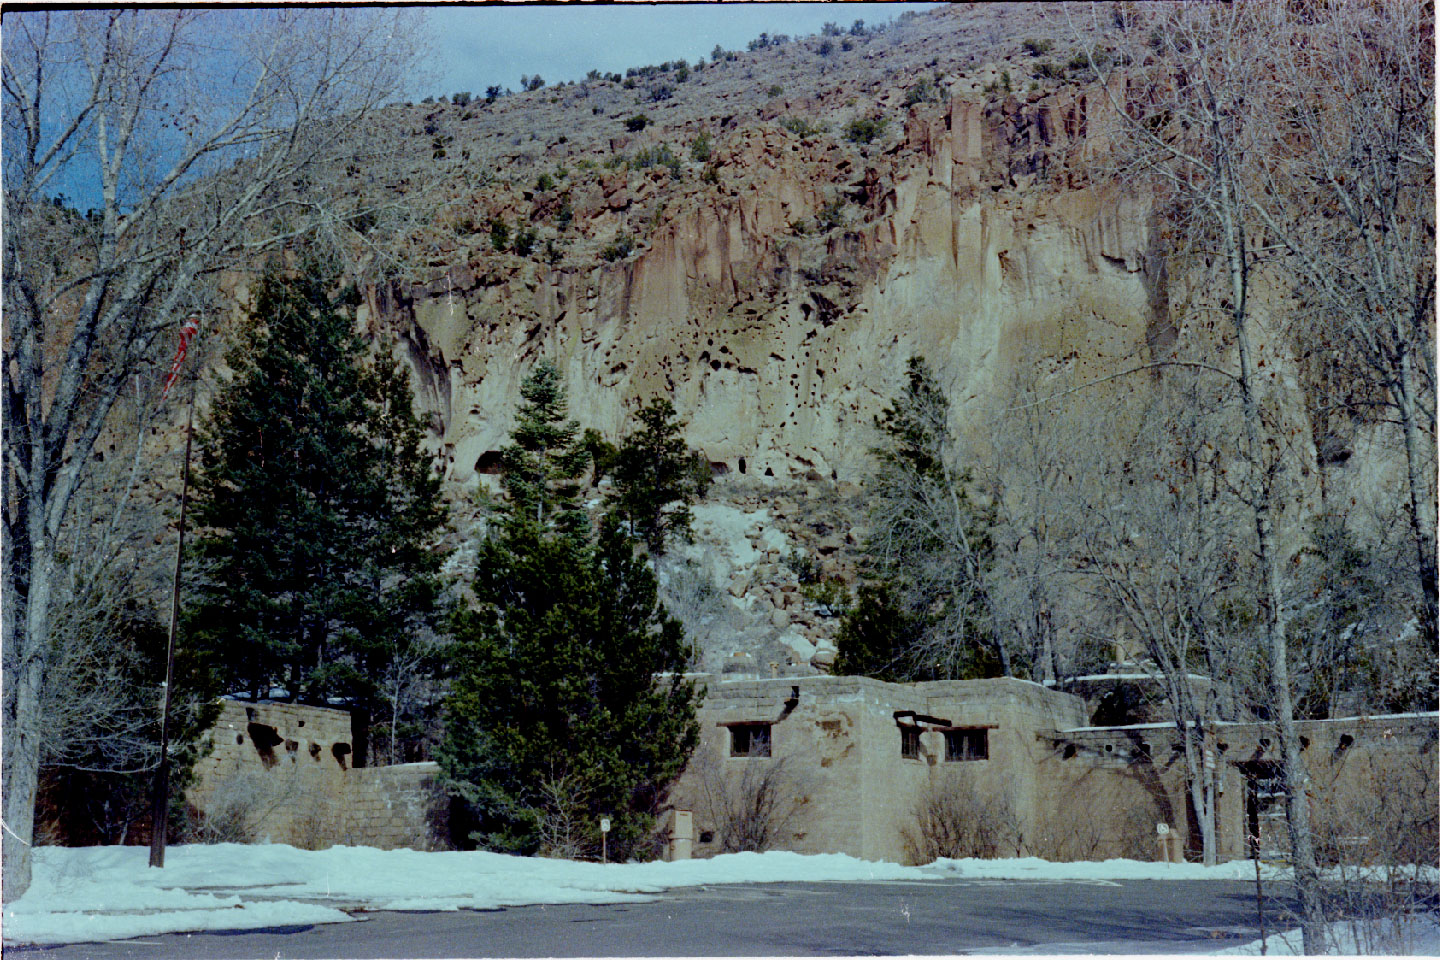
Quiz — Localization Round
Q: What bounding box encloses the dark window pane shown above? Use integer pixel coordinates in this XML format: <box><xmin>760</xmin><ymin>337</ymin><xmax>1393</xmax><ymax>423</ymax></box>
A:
<box><xmin>945</xmin><ymin>728</ymin><xmax>989</xmax><ymax>762</ymax></box>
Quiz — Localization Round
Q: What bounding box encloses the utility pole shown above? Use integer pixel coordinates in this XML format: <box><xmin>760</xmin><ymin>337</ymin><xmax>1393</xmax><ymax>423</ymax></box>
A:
<box><xmin>150</xmin><ymin>388</ymin><xmax>196</xmax><ymax>868</ymax></box>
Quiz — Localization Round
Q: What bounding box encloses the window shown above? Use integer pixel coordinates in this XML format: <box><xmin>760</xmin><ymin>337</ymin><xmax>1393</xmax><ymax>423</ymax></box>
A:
<box><xmin>944</xmin><ymin>728</ymin><xmax>988</xmax><ymax>762</ymax></box>
<box><xmin>729</xmin><ymin>723</ymin><xmax>772</xmax><ymax>757</ymax></box>
<box><xmin>900</xmin><ymin>725</ymin><xmax>921</xmax><ymax>759</ymax></box>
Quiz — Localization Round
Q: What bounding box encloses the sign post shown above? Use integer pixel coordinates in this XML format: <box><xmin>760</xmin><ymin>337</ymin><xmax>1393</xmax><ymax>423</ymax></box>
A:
<box><xmin>600</xmin><ymin>817</ymin><xmax>611</xmax><ymax>864</ymax></box>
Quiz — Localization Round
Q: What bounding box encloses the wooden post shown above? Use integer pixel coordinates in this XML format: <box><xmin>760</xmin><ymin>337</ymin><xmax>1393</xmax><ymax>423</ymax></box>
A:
<box><xmin>150</xmin><ymin>391</ymin><xmax>195</xmax><ymax>868</ymax></box>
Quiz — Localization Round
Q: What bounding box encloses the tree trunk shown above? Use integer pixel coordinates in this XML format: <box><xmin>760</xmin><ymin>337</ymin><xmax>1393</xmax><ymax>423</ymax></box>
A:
<box><xmin>1230</xmin><ymin>300</ymin><xmax>1326</xmax><ymax>953</ymax></box>
<box><xmin>1179</xmin><ymin>728</ymin><xmax>1217</xmax><ymax>866</ymax></box>
<box><xmin>2</xmin><ymin>659</ymin><xmax>44</xmax><ymax>902</ymax></box>
<box><xmin>2</xmin><ymin>539</ymin><xmax>56</xmax><ymax>902</ymax></box>
<box><xmin>1216</xmin><ymin>144</ymin><xmax>1324</xmax><ymax>948</ymax></box>
<box><xmin>1394</xmin><ymin>348</ymin><xmax>1438</xmax><ymax>648</ymax></box>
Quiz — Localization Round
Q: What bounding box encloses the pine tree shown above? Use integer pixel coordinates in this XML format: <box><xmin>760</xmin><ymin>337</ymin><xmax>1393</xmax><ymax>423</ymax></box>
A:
<box><xmin>831</xmin><ymin>582</ymin><xmax>926</xmax><ymax>682</ymax></box>
<box><xmin>836</xmin><ymin>357</ymin><xmax>1002</xmax><ymax>680</ymax></box>
<box><xmin>606</xmin><ymin>398</ymin><xmax>711</xmax><ymax>555</ymax></box>
<box><xmin>187</xmin><ymin>267</ymin><xmax>449</xmax><ymax>742</ymax></box>
<box><xmin>440</xmin><ymin>364</ymin><xmax>699</xmax><ymax>859</ymax></box>
<box><xmin>500</xmin><ymin>359</ymin><xmax>589</xmax><ymax>534</ymax></box>
<box><xmin>316</xmin><ymin>353</ymin><xmax>453</xmax><ymax>763</ymax></box>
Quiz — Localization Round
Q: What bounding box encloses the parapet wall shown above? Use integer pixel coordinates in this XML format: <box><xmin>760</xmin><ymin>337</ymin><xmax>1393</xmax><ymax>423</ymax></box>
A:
<box><xmin>188</xmin><ymin>701</ymin><xmax>450</xmax><ymax>850</ymax></box>
<box><xmin>189</xmin><ymin>690</ymin><xmax>1436</xmax><ymax>867</ymax></box>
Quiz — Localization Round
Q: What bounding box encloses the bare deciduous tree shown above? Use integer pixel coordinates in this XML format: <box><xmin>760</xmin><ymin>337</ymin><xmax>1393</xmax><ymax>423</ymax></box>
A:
<box><xmin>865</xmin><ymin>358</ymin><xmax>1005</xmax><ymax>679</ymax></box>
<box><xmin>1069</xmin><ymin>376</ymin><xmax>1248</xmax><ymax>866</ymax></box>
<box><xmin>1245</xmin><ymin>3</ymin><xmax>1436</xmax><ymax>644</ymax></box>
<box><xmin>1078</xmin><ymin>3</ymin><xmax>1331</xmax><ymax>942</ymax></box>
<box><xmin>982</xmin><ymin>353</ymin><xmax>1110</xmax><ymax>685</ymax></box>
<box><xmin>694</xmin><ymin>748</ymin><xmax>809</xmax><ymax>854</ymax></box>
<box><xmin>2</xmin><ymin>8</ymin><xmax>424</xmax><ymax>899</ymax></box>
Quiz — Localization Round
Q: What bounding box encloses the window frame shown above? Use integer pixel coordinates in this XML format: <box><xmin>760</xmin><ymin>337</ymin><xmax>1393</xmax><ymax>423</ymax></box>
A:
<box><xmin>939</xmin><ymin>725</ymin><xmax>993</xmax><ymax>762</ymax></box>
<box><xmin>899</xmin><ymin>723</ymin><xmax>922</xmax><ymax>759</ymax></box>
<box><xmin>719</xmin><ymin>720</ymin><xmax>774</xmax><ymax>757</ymax></box>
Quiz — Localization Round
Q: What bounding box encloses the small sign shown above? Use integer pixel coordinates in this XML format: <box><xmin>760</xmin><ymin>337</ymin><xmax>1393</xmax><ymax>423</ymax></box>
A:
<box><xmin>600</xmin><ymin>817</ymin><xmax>611</xmax><ymax>833</ymax></box>
<box><xmin>1156</xmin><ymin>823</ymin><xmax>1170</xmax><ymax>836</ymax></box>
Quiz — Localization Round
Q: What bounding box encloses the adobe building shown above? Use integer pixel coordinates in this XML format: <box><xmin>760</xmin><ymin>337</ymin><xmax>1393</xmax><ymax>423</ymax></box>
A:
<box><xmin>189</xmin><ymin>677</ymin><xmax>1438</xmax><ymax>866</ymax></box>
<box><xmin>186</xmin><ymin>699</ymin><xmax>450</xmax><ymax>851</ymax></box>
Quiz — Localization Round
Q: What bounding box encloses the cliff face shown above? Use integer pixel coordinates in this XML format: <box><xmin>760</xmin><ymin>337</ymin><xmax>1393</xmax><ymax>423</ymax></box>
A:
<box><xmin>126</xmin><ymin>5</ymin><xmax>1413</xmax><ymax>674</ymax></box>
<box><xmin>355</xmin><ymin>6</ymin><xmax>1170</xmax><ymax>491</ymax></box>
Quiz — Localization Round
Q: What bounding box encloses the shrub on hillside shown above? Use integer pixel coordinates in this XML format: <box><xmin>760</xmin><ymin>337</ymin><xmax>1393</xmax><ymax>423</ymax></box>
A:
<box><xmin>601</xmin><ymin>234</ymin><xmax>635</xmax><ymax>262</ymax></box>
<box><xmin>780</xmin><ymin>116</ymin><xmax>824</xmax><ymax>138</ymax></box>
<box><xmin>632</xmin><ymin>144</ymin><xmax>681</xmax><ymax>176</ymax></box>
<box><xmin>488</xmin><ymin>218</ymin><xmax>510</xmax><ymax>252</ymax></box>
<box><xmin>844</xmin><ymin>117</ymin><xmax>888</xmax><ymax>144</ymax></box>
<box><xmin>905</xmin><ymin>77</ymin><xmax>941</xmax><ymax>106</ymax></box>
<box><xmin>689</xmin><ymin>131</ymin><xmax>712</xmax><ymax>162</ymax></box>
<box><xmin>511</xmin><ymin>225</ymin><xmax>538</xmax><ymax>256</ymax></box>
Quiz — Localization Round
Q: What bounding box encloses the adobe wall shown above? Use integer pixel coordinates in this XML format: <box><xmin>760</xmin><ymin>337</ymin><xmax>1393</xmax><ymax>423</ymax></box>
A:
<box><xmin>187</xmin><ymin>701</ymin><xmax>450</xmax><ymax>850</ymax></box>
<box><xmin>667</xmin><ymin>677</ymin><xmax>1436</xmax><ymax>867</ymax></box>
<box><xmin>1040</xmin><ymin>713</ymin><xmax>1439</xmax><ymax>864</ymax></box>
<box><xmin>668</xmin><ymin>675</ymin><xmax>1090</xmax><ymax>864</ymax></box>
<box><xmin>190</xmin><ymin>690</ymin><xmax>1435</xmax><ymax>868</ymax></box>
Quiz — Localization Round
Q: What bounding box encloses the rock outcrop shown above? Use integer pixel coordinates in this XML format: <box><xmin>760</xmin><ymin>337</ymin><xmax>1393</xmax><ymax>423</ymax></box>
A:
<box><xmin>359</xmin><ymin>8</ymin><xmax>1165</xmax><ymax>493</ymax></box>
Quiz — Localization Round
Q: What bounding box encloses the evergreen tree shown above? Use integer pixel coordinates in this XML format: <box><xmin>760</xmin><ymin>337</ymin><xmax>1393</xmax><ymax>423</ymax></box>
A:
<box><xmin>440</xmin><ymin>364</ymin><xmax>699</xmax><ymax>859</ymax></box>
<box><xmin>831</xmin><ymin>582</ymin><xmax>926</xmax><ymax>682</ymax></box>
<box><xmin>500</xmin><ymin>359</ymin><xmax>589</xmax><ymax>534</ymax></box>
<box><xmin>317</xmin><ymin>354</ymin><xmax>453</xmax><ymax>763</ymax></box>
<box><xmin>836</xmin><ymin>357</ymin><xmax>1002</xmax><ymax>680</ymax></box>
<box><xmin>606</xmin><ymin>398</ymin><xmax>711</xmax><ymax>555</ymax></box>
<box><xmin>187</xmin><ymin>267</ymin><xmax>450</xmax><ymax>741</ymax></box>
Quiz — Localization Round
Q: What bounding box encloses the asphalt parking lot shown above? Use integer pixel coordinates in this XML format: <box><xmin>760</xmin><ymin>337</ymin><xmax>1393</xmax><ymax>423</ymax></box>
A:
<box><xmin>9</xmin><ymin>876</ymin><xmax>1289</xmax><ymax>957</ymax></box>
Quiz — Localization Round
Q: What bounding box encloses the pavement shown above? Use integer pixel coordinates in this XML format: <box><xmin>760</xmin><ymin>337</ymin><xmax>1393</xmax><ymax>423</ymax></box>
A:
<box><xmin>7</xmin><ymin>877</ymin><xmax>1289</xmax><ymax>958</ymax></box>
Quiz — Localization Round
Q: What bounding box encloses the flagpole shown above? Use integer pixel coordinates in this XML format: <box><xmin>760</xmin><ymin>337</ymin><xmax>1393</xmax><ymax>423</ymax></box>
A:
<box><xmin>149</xmin><ymin>379</ymin><xmax>196</xmax><ymax>869</ymax></box>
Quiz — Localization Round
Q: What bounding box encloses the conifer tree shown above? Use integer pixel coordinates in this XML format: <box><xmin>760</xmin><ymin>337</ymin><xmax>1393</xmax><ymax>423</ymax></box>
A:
<box><xmin>187</xmin><ymin>266</ymin><xmax>449</xmax><ymax>746</ymax></box>
<box><xmin>606</xmin><ymin>398</ymin><xmax>711</xmax><ymax>555</ymax></box>
<box><xmin>500</xmin><ymin>359</ymin><xmax>589</xmax><ymax>533</ymax></box>
<box><xmin>440</xmin><ymin>364</ymin><xmax>698</xmax><ymax>859</ymax></box>
<box><xmin>837</xmin><ymin>357</ymin><xmax>1002</xmax><ymax>680</ymax></box>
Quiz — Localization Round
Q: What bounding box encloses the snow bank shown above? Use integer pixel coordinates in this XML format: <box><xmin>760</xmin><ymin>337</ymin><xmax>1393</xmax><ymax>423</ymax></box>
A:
<box><xmin>1217</xmin><ymin>916</ymin><xmax>1440</xmax><ymax>955</ymax></box>
<box><xmin>8</xmin><ymin>843</ymin><xmax>1427</xmax><ymax>948</ymax></box>
<box><xmin>2</xmin><ymin>844</ymin><xmax>925</xmax><ymax>946</ymax></box>
<box><xmin>2</xmin><ymin>846</ymin><xmax>353</xmax><ymax>945</ymax></box>
<box><xmin>926</xmin><ymin>855</ymin><xmax>1269</xmax><ymax>882</ymax></box>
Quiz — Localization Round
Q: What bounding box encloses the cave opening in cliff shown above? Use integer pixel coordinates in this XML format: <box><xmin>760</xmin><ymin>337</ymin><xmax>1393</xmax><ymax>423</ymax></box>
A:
<box><xmin>475</xmin><ymin>450</ymin><xmax>504</xmax><ymax>475</ymax></box>
<box><xmin>738</xmin><ymin>457</ymin><xmax>747</xmax><ymax>474</ymax></box>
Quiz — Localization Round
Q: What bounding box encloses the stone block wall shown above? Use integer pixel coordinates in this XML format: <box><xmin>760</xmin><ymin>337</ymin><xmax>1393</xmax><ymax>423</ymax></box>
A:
<box><xmin>187</xmin><ymin>701</ymin><xmax>450</xmax><ymax>850</ymax></box>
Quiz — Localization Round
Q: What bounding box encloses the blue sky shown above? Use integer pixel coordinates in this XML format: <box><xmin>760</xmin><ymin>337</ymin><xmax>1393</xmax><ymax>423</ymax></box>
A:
<box><xmin>425</xmin><ymin>3</ymin><xmax>940</xmax><ymax>98</ymax></box>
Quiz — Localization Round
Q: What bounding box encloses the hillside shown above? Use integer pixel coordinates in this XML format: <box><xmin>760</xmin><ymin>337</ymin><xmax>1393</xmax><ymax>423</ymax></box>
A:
<box><xmin>364</xmin><ymin>5</ymin><xmax>1146</xmax><ymax>489</ymax></box>
<box><xmin>141</xmin><ymin>4</ymin><xmax>1422</xmax><ymax>676</ymax></box>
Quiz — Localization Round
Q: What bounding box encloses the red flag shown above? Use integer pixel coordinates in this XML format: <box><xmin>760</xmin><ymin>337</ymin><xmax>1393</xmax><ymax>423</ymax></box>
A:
<box><xmin>160</xmin><ymin>314</ymin><xmax>201</xmax><ymax>400</ymax></box>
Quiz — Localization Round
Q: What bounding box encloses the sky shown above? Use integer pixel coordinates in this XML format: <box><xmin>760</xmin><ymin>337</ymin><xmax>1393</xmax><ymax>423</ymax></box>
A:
<box><xmin>424</xmin><ymin>3</ymin><xmax>940</xmax><ymax>99</ymax></box>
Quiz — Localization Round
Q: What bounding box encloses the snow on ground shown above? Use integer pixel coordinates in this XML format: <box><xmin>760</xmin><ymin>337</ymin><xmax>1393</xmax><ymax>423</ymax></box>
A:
<box><xmin>4</xmin><ymin>844</ymin><xmax>1432</xmax><ymax>948</ymax></box>
<box><xmin>1217</xmin><ymin>916</ymin><xmax>1440</xmax><ymax>955</ymax></box>
<box><xmin>925</xmin><ymin>856</ymin><xmax>1267</xmax><ymax>882</ymax></box>
<box><xmin>3</xmin><ymin>844</ymin><xmax>922</xmax><ymax>945</ymax></box>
